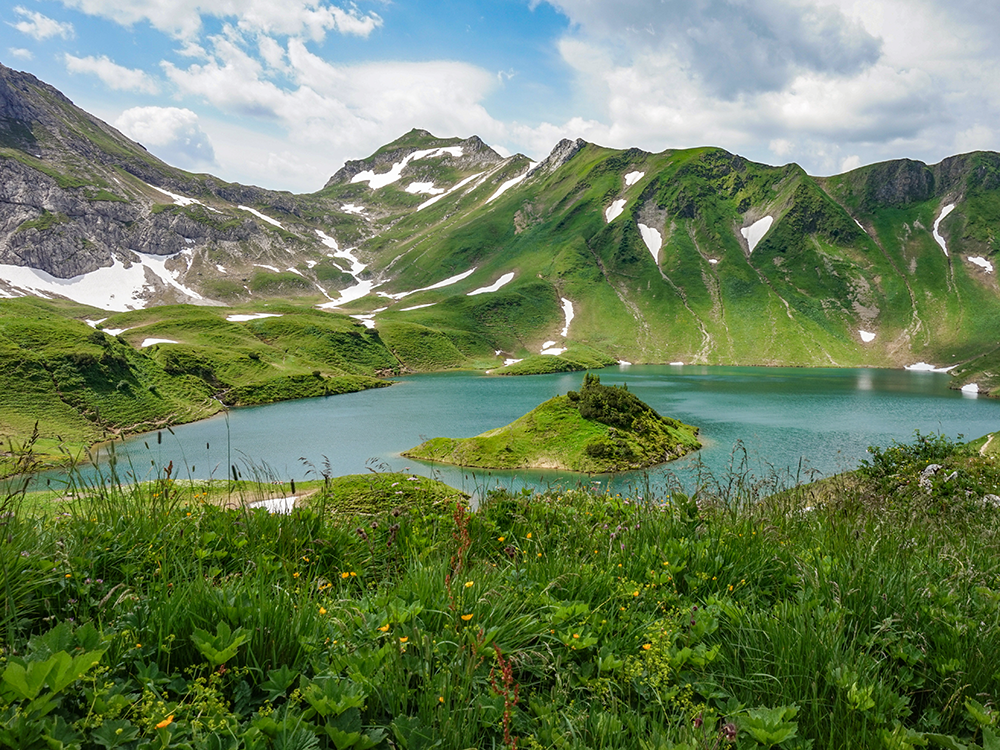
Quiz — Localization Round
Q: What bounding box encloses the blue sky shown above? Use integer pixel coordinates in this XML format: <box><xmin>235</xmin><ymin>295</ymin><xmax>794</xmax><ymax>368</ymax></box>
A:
<box><xmin>3</xmin><ymin>0</ymin><xmax>1000</xmax><ymax>193</ymax></box>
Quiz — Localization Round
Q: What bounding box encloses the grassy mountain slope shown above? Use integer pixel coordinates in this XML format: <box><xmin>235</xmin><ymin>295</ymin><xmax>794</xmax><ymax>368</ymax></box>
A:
<box><xmin>0</xmin><ymin>299</ymin><xmax>398</xmax><ymax>472</ymax></box>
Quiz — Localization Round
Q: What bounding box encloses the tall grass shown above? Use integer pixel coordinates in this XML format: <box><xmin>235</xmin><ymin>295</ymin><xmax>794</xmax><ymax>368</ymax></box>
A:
<box><xmin>0</xmin><ymin>434</ymin><xmax>998</xmax><ymax>749</ymax></box>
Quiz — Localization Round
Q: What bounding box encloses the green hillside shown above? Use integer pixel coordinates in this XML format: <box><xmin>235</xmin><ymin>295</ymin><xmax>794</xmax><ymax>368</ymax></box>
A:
<box><xmin>403</xmin><ymin>373</ymin><xmax>700</xmax><ymax>472</ymax></box>
<box><xmin>0</xmin><ymin>299</ymin><xmax>398</xmax><ymax>473</ymax></box>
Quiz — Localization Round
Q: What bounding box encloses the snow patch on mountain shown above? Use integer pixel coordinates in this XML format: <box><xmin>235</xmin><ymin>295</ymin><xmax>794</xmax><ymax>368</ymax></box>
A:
<box><xmin>141</xmin><ymin>338</ymin><xmax>177</xmax><ymax>347</ymax></box>
<box><xmin>467</xmin><ymin>272</ymin><xmax>514</xmax><ymax>296</ymax></box>
<box><xmin>487</xmin><ymin>166</ymin><xmax>535</xmax><ymax>203</ymax></box>
<box><xmin>238</xmin><ymin>206</ymin><xmax>284</xmax><ymax>229</ymax></box>
<box><xmin>624</xmin><ymin>171</ymin><xmax>645</xmax><ymax>186</ymax></box>
<box><xmin>406</xmin><ymin>182</ymin><xmax>445</xmax><ymax>196</ymax></box>
<box><xmin>638</xmin><ymin>223</ymin><xmax>662</xmax><ymax>263</ymax></box>
<box><xmin>314</xmin><ymin>230</ymin><xmax>380</xmax><ymax>307</ymax></box>
<box><xmin>741</xmin><ymin>216</ymin><xmax>773</xmax><ymax>253</ymax></box>
<box><xmin>417</xmin><ymin>172</ymin><xmax>485</xmax><ymax>211</ymax></box>
<box><xmin>932</xmin><ymin>203</ymin><xmax>956</xmax><ymax>256</ymax></box>
<box><xmin>341</xmin><ymin>204</ymin><xmax>365</xmax><ymax>215</ymax></box>
<box><xmin>905</xmin><ymin>362</ymin><xmax>956</xmax><ymax>372</ymax></box>
<box><xmin>0</xmin><ymin>250</ymin><xmax>202</xmax><ymax>311</ymax></box>
<box><xmin>560</xmin><ymin>298</ymin><xmax>574</xmax><ymax>337</ymax></box>
<box><xmin>351</xmin><ymin>146</ymin><xmax>464</xmax><ymax>190</ymax></box>
<box><xmin>379</xmin><ymin>268</ymin><xmax>477</xmax><ymax>300</ymax></box>
<box><xmin>605</xmin><ymin>199</ymin><xmax>627</xmax><ymax>223</ymax></box>
<box><xmin>968</xmin><ymin>256</ymin><xmax>994</xmax><ymax>272</ymax></box>
<box><xmin>962</xmin><ymin>383</ymin><xmax>980</xmax><ymax>394</ymax></box>
<box><xmin>859</xmin><ymin>330</ymin><xmax>876</xmax><ymax>342</ymax></box>
<box><xmin>227</xmin><ymin>313</ymin><xmax>282</xmax><ymax>322</ymax></box>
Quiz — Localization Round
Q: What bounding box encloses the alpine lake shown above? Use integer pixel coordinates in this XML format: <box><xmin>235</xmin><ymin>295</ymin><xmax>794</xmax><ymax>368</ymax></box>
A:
<box><xmin>70</xmin><ymin>364</ymin><xmax>1000</xmax><ymax>499</ymax></box>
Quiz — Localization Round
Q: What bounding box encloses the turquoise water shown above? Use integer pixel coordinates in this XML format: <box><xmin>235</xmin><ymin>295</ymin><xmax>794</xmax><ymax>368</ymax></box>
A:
<box><xmin>78</xmin><ymin>365</ymin><xmax>999</xmax><ymax>496</ymax></box>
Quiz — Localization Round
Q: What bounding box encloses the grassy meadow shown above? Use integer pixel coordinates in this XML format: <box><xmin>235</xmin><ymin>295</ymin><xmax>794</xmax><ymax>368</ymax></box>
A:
<box><xmin>1</xmin><ymin>431</ymin><xmax>999</xmax><ymax>749</ymax></box>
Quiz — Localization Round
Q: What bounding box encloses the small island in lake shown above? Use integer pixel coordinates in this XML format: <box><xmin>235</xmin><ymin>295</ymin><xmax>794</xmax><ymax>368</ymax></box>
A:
<box><xmin>403</xmin><ymin>373</ymin><xmax>701</xmax><ymax>473</ymax></box>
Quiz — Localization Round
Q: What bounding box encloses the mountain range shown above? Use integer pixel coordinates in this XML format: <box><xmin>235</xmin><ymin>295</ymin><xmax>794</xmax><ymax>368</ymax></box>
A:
<box><xmin>0</xmin><ymin>60</ymin><xmax>997</xmax><ymax>445</ymax></box>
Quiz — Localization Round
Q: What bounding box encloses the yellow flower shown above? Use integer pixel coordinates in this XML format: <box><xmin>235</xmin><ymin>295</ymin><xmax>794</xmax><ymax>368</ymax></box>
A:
<box><xmin>633</xmin><ymin>591</ymin><xmax>639</xmax><ymax>597</ymax></box>
<box><xmin>378</xmin><ymin>624</ymin><xmax>390</xmax><ymax>632</ymax></box>
<box><xmin>293</xmin><ymin>572</ymin><xmax>300</xmax><ymax>579</ymax></box>
<box><xmin>399</xmin><ymin>636</ymin><xmax>408</xmax><ymax>643</ymax></box>
<box><xmin>537</xmin><ymin>553</ymin><xmax>542</xmax><ymax>557</ymax></box>
<box><xmin>438</xmin><ymin>696</ymin><xmax>445</xmax><ymax>703</ymax></box>
<box><xmin>319</xmin><ymin>607</ymin><xmax>327</xmax><ymax>615</ymax></box>
<box><xmin>497</xmin><ymin>536</ymin><xmax>505</xmax><ymax>542</ymax></box>
<box><xmin>461</xmin><ymin>613</ymin><xmax>473</xmax><ymax>621</ymax></box>
<box><xmin>350</xmin><ymin>572</ymin><xmax>357</xmax><ymax>577</ymax></box>
<box><xmin>526</xmin><ymin>532</ymin><xmax>532</xmax><ymax>539</ymax></box>
<box><xmin>642</xmin><ymin>643</ymin><xmax>652</xmax><ymax>651</ymax></box>
<box><xmin>464</xmin><ymin>581</ymin><xmax>474</xmax><ymax>588</ymax></box>
<box><xmin>65</xmin><ymin>573</ymin><xmax>72</xmax><ymax>578</ymax></box>
<box><xmin>135</xmin><ymin>643</ymin><xmax>142</xmax><ymax>649</ymax></box>
<box><xmin>572</xmin><ymin>633</ymin><xmax>580</xmax><ymax>639</ymax></box>
<box><xmin>155</xmin><ymin>715</ymin><xmax>174</xmax><ymax>729</ymax></box>
<box><xmin>341</xmin><ymin>572</ymin><xmax>350</xmax><ymax>579</ymax></box>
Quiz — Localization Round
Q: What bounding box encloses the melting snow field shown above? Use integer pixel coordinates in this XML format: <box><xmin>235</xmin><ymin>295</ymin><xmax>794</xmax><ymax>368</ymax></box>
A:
<box><xmin>405</xmin><ymin>182</ymin><xmax>445</xmax><ymax>196</ymax></box>
<box><xmin>351</xmin><ymin>147</ymin><xmax>464</xmax><ymax>190</ymax></box>
<box><xmin>250</xmin><ymin>496</ymin><xmax>297</xmax><ymax>514</ymax></box>
<box><xmin>141</xmin><ymin>338</ymin><xmax>177</xmax><ymax>347</ymax></box>
<box><xmin>741</xmin><ymin>216</ymin><xmax>773</xmax><ymax>253</ymax></box>
<box><xmin>399</xmin><ymin>303</ymin><xmax>436</xmax><ymax>312</ymax></box>
<box><xmin>417</xmin><ymin>172</ymin><xmax>484</xmax><ymax>211</ymax></box>
<box><xmin>905</xmin><ymin>362</ymin><xmax>956</xmax><ymax>373</ymax></box>
<box><xmin>314</xmin><ymin>230</ymin><xmax>381</xmax><ymax>307</ymax></box>
<box><xmin>468</xmin><ymin>272</ymin><xmax>514</xmax><ymax>296</ymax></box>
<box><xmin>859</xmin><ymin>330</ymin><xmax>876</xmax><ymax>343</ymax></box>
<box><xmin>637</xmin><ymin>223</ymin><xmax>662</xmax><ymax>262</ymax></box>
<box><xmin>379</xmin><ymin>268</ymin><xmax>477</xmax><ymax>301</ymax></box>
<box><xmin>559</xmin><ymin>298</ymin><xmax>574</xmax><ymax>338</ymax></box>
<box><xmin>968</xmin><ymin>256</ymin><xmax>994</xmax><ymax>273</ymax></box>
<box><xmin>0</xmin><ymin>250</ymin><xmax>202</xmax><ymax>311</ymax></box>
<box><xmin>605</xmin><ymin>199</ymin><xmax>627</xmax><ymax>223</ymax></box>
<box><xmin>341</xmin><ymin>204</ymin><xmax>365</xmax><ymax>215</ymax></box>
<box><xmin>226</xmin><ymin>313</ymin><xmax>282</xmax><ymax>322</ymax></box>
<box><xmin>962</xmin><ymin>383</ymin><xmax>980</xmax><ymax>394</ymax></box>
<box><xmin>238</xmin><ymin>206</ymin><xmax>283</xmax><ymax>228</ymax></box>
<box><xmin>932</xmin><ymin>203</ymin><xmax>956</xmax><ymax>256</ymax></box>
<box><xmin>487</xmin><ymin>167</ymin><xmax>535</xmax><ymax>203</ymax></box>
<box><xmin>624</xmin><ymin>171</ymin><xmax>645</xmax><ymax>186</ymax></box>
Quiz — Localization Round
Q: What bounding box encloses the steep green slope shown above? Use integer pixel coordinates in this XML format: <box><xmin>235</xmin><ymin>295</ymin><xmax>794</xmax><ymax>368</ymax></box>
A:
<box><xmin>403</xmin><ymin>373</ymin><xmax>700</xmax><ymax>472</ymax></box>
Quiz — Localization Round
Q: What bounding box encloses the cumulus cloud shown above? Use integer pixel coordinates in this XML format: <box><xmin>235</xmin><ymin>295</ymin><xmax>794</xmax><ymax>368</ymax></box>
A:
<box><xmin>65</xmin><ymin>54</ymin><xmax>160</xmax><ymax>94</ymax></box>
<box><xmin>8</xmin><ymin>47</ymin><xmax>33</xmax><ymax>61</ymax></box>
<box><xmin>159</xmin><ymin>30</ymin><xmax>504</xmax><ymax>188</ymax></box>
<box><xmin>11</xmin><ymin>6</ymin><xmax>74</xmax><ymax>40</ymax></box>
<box><xmin>56</xmin><ymin>0</ymin><xmax>381</xmax><ymax>40</ymax></box>
<box><xmin>115</xmin><ymin>106</ymin><xmax>217</xmax><ymax>169</ymax></box>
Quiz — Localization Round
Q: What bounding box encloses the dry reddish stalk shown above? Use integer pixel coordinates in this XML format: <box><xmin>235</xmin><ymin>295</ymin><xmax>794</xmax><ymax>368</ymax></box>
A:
<box><xmin>490</xmin><ymin>644</ymin><xmax>520</xmax><ymax>750</ymax></box>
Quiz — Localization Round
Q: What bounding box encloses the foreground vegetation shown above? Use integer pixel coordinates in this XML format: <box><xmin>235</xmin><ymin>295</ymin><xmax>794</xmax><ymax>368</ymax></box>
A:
<box><xmin>1</xmin><ymin>431</ymin><xmax>998</xmax><ymax>749</ymax></box>
<box><xmin>405</xmin><ymin>373</ymin><xmax>700</xmax><ymax>472</ymax></box>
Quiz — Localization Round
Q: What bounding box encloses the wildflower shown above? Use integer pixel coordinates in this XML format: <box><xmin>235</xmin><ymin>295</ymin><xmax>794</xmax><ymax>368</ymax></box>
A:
<box><xmin>399</xmin><ymin>636</ymin><xmax>408</xmax><ymax>643</ymax></box>
<box><xmin>378</xmin><ymin>624</ymin><xmax>390</xmax><ymax>632</ymax></box>
<box><xmin>65</xmin><ymin>573</ymin><xmax>72</xmax><ymax>578</ymax></box>
<box><xmin>464</xmin><ymin>581</ymin><xmax>474</xmax><ymax>588</ymax></box>
<box><xmin>572</xmin><ymin>633</ymin><xmax>580</xmax><ymax>639</ymax></box>
<box><xmin>136</xmin><ymin>643</ymin><xmax>142</xmax><ymax>649</ymax></box>
<box><xmin>293</xmin><ymin>572</ymin><xmax>300</xmax><ymax>579</ymax></box>
<box><xmin>155</xmin><ymin>715</ymin><xmax>174</xmax><ymax>729</ymax></box>
<box><xmin>633</xmin><ymin>591</ymin><xmax>639</xmax><ymax>597</ymax></box>
<box><xmin>497</xmin><ymin>536</ymin><xmax>505</xmax><ymax>542</ymax></box>
<box><xmin>537</xmin><ymin>553</ymin><xmax>542</xmax><ymax>557</ymax></box>
<box><xmin>350</xmin><ymin>572</ymin><xmax>357</xmax><ymax>577</ymax></box>
<box><xmin>341</xmin><ymin>572</ymin><xmax>350</xmax><ymax>579</ymax></box>
<box><xmin>642</xmin><ymin>643</ymin><xmax>652</xmax><ymax>650</ymax></box>
<box><xmin>439</xmin><ymin>696</ymin><xmax>445</xmax><ymax>703</ymax></box>
<box><xmin>526</xmin><ymin>532</ymin><xmax>532</xmax><ymax>539</ymax></box>
<box><xmin>722</xmin><ymin>722</ymin><xmax>738</xmax><ymax>741</ymax></box>
<box><xmin>728</xmin><ymin>585</ymin><xmax>734</xmax><ymax>592</ymax></box>
<box><xmin>461</xmin><ymin>613</ymin><xmax>473</xmax><ymax>621</ymax></box>
<box><xmin>319</xmin><ymin>607</ymin><xmax>327</xmax><ymax>615</ymax></box>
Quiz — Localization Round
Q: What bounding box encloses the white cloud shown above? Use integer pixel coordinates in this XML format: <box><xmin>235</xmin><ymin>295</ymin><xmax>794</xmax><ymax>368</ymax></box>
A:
<box><xmin>65</xmin><ymin>54</ymin><xmax>160</xmax><ymax>94</ymax></box>
<box><xmin>840</xmin><ymin>154</ymin><xmax>861</xmax><ymax>172</ymax></box>
<box><xmin>115</xmin><ymin>106</ymin><xmax>216</xmax><ymax>169</ymax></box>
<box><xmin>159</xmin><ymin>31</ymin><xmax>505</xmax><ymax>189</ymax></box>
<box><xmin>8</xmin><ymin>47</ymin><xmax>33</xmax><ymax>61</ymax></box>
<box><xmin>11</xmin><ymin>6</ymin><xmax>74</xmax><ymax>40</ymax></box>
<box><xmin>56</xmin><ymin>0</ymin><xmax>381</xmax><ymax>41</ymax></box>
<box><xmin>502</xmin><ymin>0</ymin><xmax>1000</xmax><ymax>177</ymax></box>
